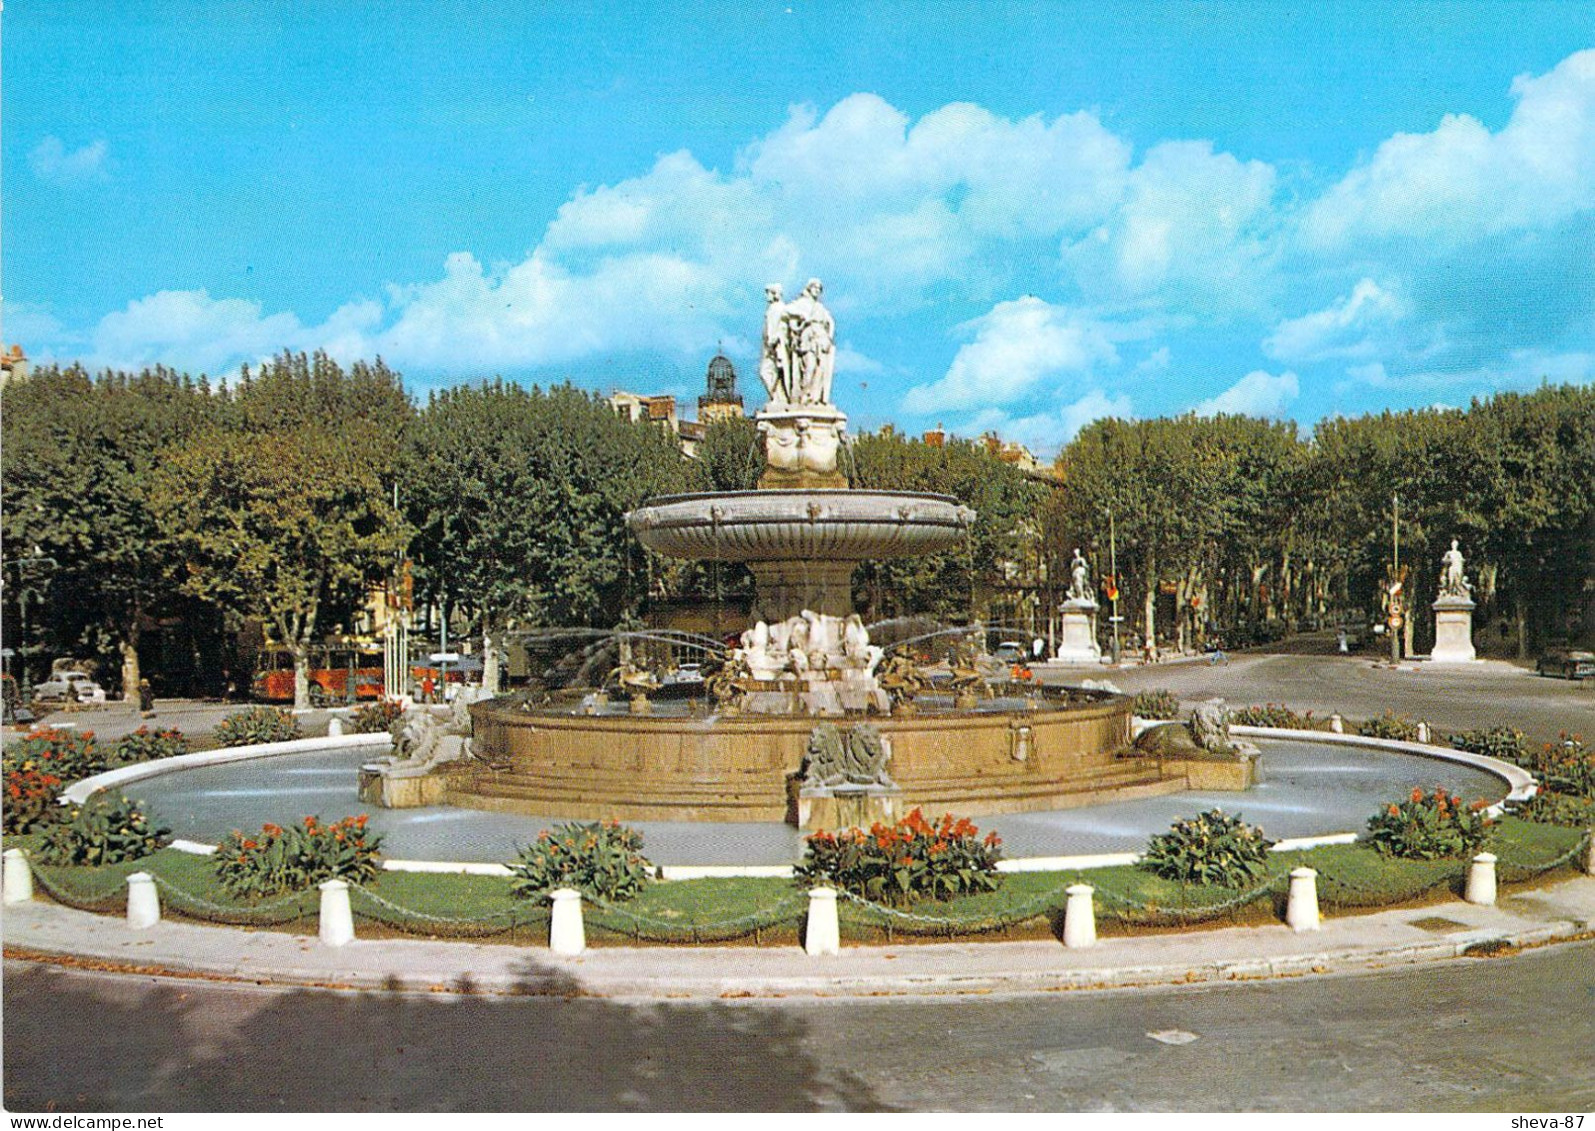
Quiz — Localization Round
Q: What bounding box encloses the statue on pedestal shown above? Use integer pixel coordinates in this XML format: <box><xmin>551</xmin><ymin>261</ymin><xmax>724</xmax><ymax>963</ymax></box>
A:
<box><xmin>1439</xmin><ymin>539</ymin><xmax>1472</xmax><ymax>599</ymax></box>
<box><xmin>782</xmin><ymin>278</ymin><xmax>836</xmax><ymax>407</ymax></box>
<box><xmin>1068</xmin><ymin>548</ymin><xmax>1092</xmax><ymax>603</ymax></box>
<box><xmin>759</xmin><ymin>284</ymin><xmax>792</xmax><ymax>407</ymax></box>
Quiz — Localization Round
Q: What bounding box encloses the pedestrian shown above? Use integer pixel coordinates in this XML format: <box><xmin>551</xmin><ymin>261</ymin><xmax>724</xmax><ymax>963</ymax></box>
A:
<box><xmin>137</xmin><ymin>678</ymin><xmax>156</xmax><ymax>718</ymax></box>
<box><xmin>420</xmin><ymin>674</ymin><xmax>435</xmax><ymax>703</ymax></box>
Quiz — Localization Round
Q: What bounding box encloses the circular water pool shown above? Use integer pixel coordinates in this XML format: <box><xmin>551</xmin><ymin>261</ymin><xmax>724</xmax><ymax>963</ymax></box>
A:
<box><xmin>129</xmin><ymin>737</ymin><xmax>1509</xmax><ymax>866</ymax></box>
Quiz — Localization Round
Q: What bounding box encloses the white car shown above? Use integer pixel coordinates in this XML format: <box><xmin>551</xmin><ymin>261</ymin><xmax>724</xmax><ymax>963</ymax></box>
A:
<box><xmin>32</xmin><ymin>670</ymin><xmax>106</xmax><ymax>703</ymax></box>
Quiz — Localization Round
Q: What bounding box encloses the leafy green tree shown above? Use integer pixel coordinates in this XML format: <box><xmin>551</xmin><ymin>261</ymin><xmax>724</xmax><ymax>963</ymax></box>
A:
<box><xmin>1</xmin><ymin>365</ymin><xmax>218</xmax><ymax>698</ymax></box>
<box><xmin>403</xmin><ymin>382</ymin><xmax>689</xmax><ymax>688</ymax></box>
<box><xmin>849</xmin><ymin>430</ymin><xmax>1049</xmax><ymax>624</ymax></box>
<box><xmin>148</xmin><ymin>353</ymin><xmax>411</xmax><ymax>708</ymax></box>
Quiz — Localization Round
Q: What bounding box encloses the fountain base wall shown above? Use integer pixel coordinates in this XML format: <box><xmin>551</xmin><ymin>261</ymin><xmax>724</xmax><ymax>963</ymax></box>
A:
<box><xmin>455</xmin><ymin>696</ymin><xmax>1179</xmax><ymax>824</ymax></box>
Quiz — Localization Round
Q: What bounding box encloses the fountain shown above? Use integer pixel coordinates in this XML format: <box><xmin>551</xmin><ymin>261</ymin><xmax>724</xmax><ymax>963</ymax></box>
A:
<box><xmin>438</xmin><ymin>281</ymin><xmax>1189</xmax><ymax>826</ymax></box>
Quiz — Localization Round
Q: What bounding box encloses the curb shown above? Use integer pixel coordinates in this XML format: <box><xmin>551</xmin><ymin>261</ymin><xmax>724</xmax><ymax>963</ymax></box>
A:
<box><xmin>5</xmin><ymin>891</ymin><xmax>1591</xmax><ymax>1001</ymax></box>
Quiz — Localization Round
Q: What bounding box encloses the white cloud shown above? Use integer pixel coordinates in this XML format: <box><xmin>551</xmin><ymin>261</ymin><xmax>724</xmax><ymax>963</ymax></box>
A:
<box><xmin>1264</xmin><ymin>279</ymin><xmax>1408</xmax><ymax>362</ymax></box>
<box><xmin>29</xmin><ymin>137</ymin><xmax>109</xmax><ymax>186</ymax></box>
<box><xmin>902</xmin><ymin>297</ymin><xmax>1121</xmax><ymax>413</ymax></box>
<box><xmin>1134</xmin><ymin>346</ymin><xmax>1172</xmax><ymax>374</ymax></box>
<box><xmin>962</xmin><ymin>389</ymin><xmax>1135</xmax><ymax>456</ymax></box>
<box><xmin>1342</xmin><ymin>349</ymin><xmax>1592</xmax><ymax>393</ymax></box>
<box><xmin>72</xmin><ymin>289</ymin><xmax>381</xmax><ymax>376</ymax></box>
<box><xmin>1064</xmin><ymin>140</ymin><xmax>1278</xmax><ymax>313</ymax></box>
<box><xmin>1193</xmin><ymin>370</ymin><xmax>1300</xmax><ymax>417</ymax></box>
<box><xmin>1302</xmin><ymin>49</ymin><xmax>1595</xmax><ymax>250</ymax></box>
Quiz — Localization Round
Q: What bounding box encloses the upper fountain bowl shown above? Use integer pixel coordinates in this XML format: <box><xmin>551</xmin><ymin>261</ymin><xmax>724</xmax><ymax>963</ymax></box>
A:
<box><xmin>626</xmin><ymin>489</ymin><xmax>976</xmax><ymax>563</ymax></box>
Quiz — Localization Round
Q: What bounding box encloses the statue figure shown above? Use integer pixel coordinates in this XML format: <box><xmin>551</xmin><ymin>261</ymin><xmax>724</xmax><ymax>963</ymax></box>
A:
<box><xmin>1439</xmin><ymin>539</ymin><xmax>1472</xmax><ymax>598</ymax></box>
<box><xmin>388</xmin><ymin>684</ymin><xmax>494</xmax><ymax>772</ymax></box>
<box><xmin>803</xmin><ymin>722</ymin><xmax>893</xmax><ymax>789</ymax></box>
<box><xmin>786</xmin><ymin>615</ymin><xmax>811</xmax><ymax>674</ymax></box>
<box><xmin>1188</xmin><ymin>698</ymin><xmax>1233</xmax><ymax>753</ymax></box>
<box><xmin>877</xmin><ymin>653</ymin><xmax>930</xmax><ymax>712</ymax></box>
<box><xmin>841</xmin><ymin>614</ymin><xmax>884</xmax><ymax>675</ymax></box>
<box><xmin>782</xmin><ymin>278</ymin><xmax>836</xmax><ymax>406</ymax></box>
<box><xmin>759</xmin><ymin>283</ymin><xmax>792</xmax><ymax>407</ymax></box>
<box><xmin>1068</xmin><ymin>548</ymin><xmax>1092</xmax><ymax>602</ymax></box>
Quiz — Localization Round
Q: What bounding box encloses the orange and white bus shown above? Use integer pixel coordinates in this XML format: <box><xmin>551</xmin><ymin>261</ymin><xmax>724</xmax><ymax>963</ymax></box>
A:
<box><xmin>251</xmin><ymin>645</ymin><xmax>384</xmax><ymax>704</ymax></box>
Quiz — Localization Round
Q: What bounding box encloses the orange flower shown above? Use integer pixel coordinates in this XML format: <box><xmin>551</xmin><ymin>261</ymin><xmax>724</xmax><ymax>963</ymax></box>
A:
<box><xmin>1411</xmin><ymin>788</ymin><xmax>1424</xmax><ymax>803</ymax></box>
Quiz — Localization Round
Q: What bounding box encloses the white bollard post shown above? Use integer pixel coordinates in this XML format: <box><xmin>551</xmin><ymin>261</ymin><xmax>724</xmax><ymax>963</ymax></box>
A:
<box><xmin>126</xmin><ymin>872</ymin><xmax>161</xmax><ymax>930</ymax></box>
<box><xmin>318</xmin><ymin>879</ymin><xmax>355</xmax><ymax>946</ymax></box>
<box><xmin>3</xmin><ymin>848</ymin><xmax>33</xmax><ymax>905</ymax></box>
<box><xmin>1416</xmin><ymin>721</ymin><xmax>1431</xmax><ymax>744</ymax></box>
<box><xmin>1465</xmin><ymin>852</ymin><xmax>1498</xmax><ymax>906</ymax></box>
<box><xmin>804</xmin><ymin>887</ymin><xmax>841</xmax><ymax>957</ymax></box>
<box><xmin>327</xmin><ymin>716</ymin><xmax>346</xmax><ymax>737</ymax></box>
<box><xmin>1583</xmin><ymin>833</ymin><xmax>1595</xmax><ymax>877</ymax></box>
<box><xmin>1063</xmin><ymin>883</ymin><xmax>1097</xmax><ymax>948</ymax></box>
<box><xmin>1328</xmin><ymin>713</ymin><xmax>1344</xmax><ymax>734</ymax></box>
<box><xmin>1286</xmin><ymin>867</ymin><xmax>1320</xmax><ymax>932</ymax></box>
<box><xmin>548</xmin><ymin>887</ymin><xmax>586</xmax><ymax>956</ymax></box>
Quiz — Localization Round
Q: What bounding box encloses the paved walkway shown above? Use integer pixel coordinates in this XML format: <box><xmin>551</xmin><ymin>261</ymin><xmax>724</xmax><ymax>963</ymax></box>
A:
<box><xmin>5</xmin><ymin>873</ymin><xmax>1592</xmax><ymax>1001</ymax></box>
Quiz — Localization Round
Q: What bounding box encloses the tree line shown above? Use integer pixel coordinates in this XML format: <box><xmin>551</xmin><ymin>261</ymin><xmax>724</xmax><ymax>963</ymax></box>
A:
<box><xmin>3</xmin><ymin>353</ymin><xmax>1591</xmax><ymax>706</ymax></box>
<box><xmin>1046</xmin><ymin>387</ymin><xmax>1595</xmax><ymax>659</ymax></box>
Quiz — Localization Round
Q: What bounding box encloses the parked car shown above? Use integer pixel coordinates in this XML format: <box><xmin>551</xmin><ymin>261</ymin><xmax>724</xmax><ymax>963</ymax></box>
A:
<box><xmin>1536</xmin><ymin>648</ymin><xmax>1595</xmax><ymax>681</ymax></box>
<box><xmin>32</xmin><ymin>670</ymin><xmax>106</xmax><ymax>703</ymax></box>
<box><xmin>992</xmin><ymin>642</ymin><xmax>1027</xmax><ymax>665</ymax></box>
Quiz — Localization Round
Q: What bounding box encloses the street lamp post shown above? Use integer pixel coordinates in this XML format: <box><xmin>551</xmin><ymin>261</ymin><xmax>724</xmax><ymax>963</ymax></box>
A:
<box><xmin>1107</xmin><ymin>507</ymin><xmax>1121</xmax><ymax>666</ymax></box>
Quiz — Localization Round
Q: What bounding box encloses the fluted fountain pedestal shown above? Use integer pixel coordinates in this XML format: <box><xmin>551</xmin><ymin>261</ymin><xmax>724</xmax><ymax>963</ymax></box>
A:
<box><xmin>627</xmin><ymin>488</ymin><xmax>975</xmax><ymax>623</ymax></box>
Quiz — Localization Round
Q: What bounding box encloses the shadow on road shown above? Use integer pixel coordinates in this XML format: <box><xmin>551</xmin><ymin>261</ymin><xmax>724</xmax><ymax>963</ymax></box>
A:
<box><xmin>3</xmin><ymin>959</ymin><xmax>895</xmax><ymax>1112</ymax></box>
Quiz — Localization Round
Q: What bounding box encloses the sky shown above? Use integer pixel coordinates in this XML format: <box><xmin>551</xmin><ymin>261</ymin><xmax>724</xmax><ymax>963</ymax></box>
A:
<box><xmin>5</xmin><ymin>1</ymin><xmax>1594</xmax><ymax>453</ymax></box>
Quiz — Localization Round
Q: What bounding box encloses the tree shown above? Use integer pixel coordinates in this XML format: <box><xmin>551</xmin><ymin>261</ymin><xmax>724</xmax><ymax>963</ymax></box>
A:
<box><xmin>1</xmin><ymin>365</ymin><xmax>218</xmax><ymax>698</ymax></box>
<box><xmin>403</xmin><ymin>382</ymin><xmax>689</xmax><ymax>689</ymax></box>
<box><xmin>849</xmin><ymin>431</ymin><xmax>1049</xmax><ymax>625</ymax></box>
<box><xmin>149</xmin><ymin>353</ymin><xmax>411</xmax><ymax>708</ymax></box>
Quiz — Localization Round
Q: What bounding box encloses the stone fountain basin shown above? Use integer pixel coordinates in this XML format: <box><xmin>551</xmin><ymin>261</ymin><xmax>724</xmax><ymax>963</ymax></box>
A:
<box><xmin>626</xmin><ymin>489</ymin><xmax>976</xmax><ymax>562</ymax></box>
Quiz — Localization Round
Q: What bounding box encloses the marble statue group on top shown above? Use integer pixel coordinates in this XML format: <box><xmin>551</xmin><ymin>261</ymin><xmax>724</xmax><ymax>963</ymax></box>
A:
<box><xmin>1439</xmin><ymin>539</ymin><xmax>1473</xmax><ymax>599</ymax></box>
<box><xmin>760</xmin><ymin>278</ymin><xmax>836</xmax><ymax>408</ymax></box>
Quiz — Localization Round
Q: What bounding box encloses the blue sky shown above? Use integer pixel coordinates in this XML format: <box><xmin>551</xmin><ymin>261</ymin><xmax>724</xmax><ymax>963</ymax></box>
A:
<box><xmin>6</xmin><ymin>1</ymin><xmax>1594</xmax><ymax>451</ymax></box>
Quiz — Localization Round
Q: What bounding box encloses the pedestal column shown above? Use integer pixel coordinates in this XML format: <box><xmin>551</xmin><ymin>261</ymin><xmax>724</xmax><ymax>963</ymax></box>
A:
<box><xmin>1055</xmin><ymin>598</ymin><xmax>1102</xmax><ymax>663</ymax></box>
<box><xmin>1430</xmin><ymin>596</ymin><xmax>1477</xmax><ymax>663</ymax></box>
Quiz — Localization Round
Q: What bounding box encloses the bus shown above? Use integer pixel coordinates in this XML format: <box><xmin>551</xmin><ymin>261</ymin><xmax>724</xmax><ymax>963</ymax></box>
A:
<box><xmin>251</xmin><ymin>645</ymin><xmax>385</xmax><ymax>704</ymax></box>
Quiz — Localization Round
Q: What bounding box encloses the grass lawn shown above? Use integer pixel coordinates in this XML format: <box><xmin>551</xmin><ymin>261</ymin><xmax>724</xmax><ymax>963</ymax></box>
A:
<box><xmin>7</xmin><ymin>816</ymin><xmax>1585</xmax><ymax>946</ymax></box>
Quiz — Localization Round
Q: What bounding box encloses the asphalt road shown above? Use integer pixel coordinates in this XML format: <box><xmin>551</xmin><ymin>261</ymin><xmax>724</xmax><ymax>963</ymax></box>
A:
<box><xmin>1050</xmin><ymin>652</ymin><xmax>1594</xmax><ymax>745</ymax></box>
<box><xmin>5</xmin><ymin>942</ymin><xmax>1593</xmax><ymax>1112</ymax></box>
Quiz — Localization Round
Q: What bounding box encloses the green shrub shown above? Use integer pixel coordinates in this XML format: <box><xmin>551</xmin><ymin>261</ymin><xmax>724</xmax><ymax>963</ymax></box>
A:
<box><xmin>3</xmin><ymin>726</ymin><xmax>107</xmax><ymax>782</ymax></box>
<box><xmin>214</xmin><ymin>815</ymin><xmax>382</xmax><ymax>900</ymax></box>
<box><xmin>1357</xmin><ymin>711</ymin><xmax>1421</xmax><ymax>742</ymax></box>
<box><xmin>1365</xmin><ymin>787</ymin><xmax>1493</xmax><ymax>859</ymax></box>
<box><xmin>1448</xmin><ymin>726</ymin><xmax>1529</xmax><ymax>764</ymax></box>
<box><xmin>111</xmin><ymin>726</ymin><xmax>191</xmax><ymax>765</ymax></box>
<box><xmin>350</xmin><ymin>698</ymin><xmax>406</xmax><ymax>735</ymax></box>
<box><xmin>1509</xmin><ymin>790</ymin><xmax>1595</xmax><ymax>828</ymax></box>
<box><xmin>510</xmin><ymin>820</ymin><xmax>653</xmax><ymax>902</ymax></box>
<box><xmin>1131</xmin><ymin>689</ymin><xmax>1181</xmax><ymax>720</ymax></box>
<box><xmin>37</xmin><ymin>794</ymin><xmax>171</xmax><ymax>866</ymax></box>
<box><xmin>793</xmin><ymin>809</ymin><xmax>1003</xmax><ymax>905</ymax></box>
<box><xmin>1523</xmin><ymin>734</ymin><xmax>1594</xmax><ymax>799</ymax></box>
<box><xmin>1231</xmin><ymin>703</ymin><xmax>1313</xmax><ymax>729</ymax></box>
<box><xmin>2</xmin><ymin>767</ymin><xmax>66</xmax><ymax>834</ymax></box>
<box><xmin>213</xmin><ymin>706</ymin><xmax>302</xmax><ymax>747</ymax></box>
<box><xmin>1139</xmin><ymin>809</ymin><xmax>1275</xmax><ymax>886</ymax></box>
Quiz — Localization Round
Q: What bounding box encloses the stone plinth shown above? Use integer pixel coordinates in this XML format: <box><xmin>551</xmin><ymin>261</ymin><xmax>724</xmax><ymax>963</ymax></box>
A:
<box><xmin>798</xmin><ymin>784</ymin><xmax>902</xmax><ymax>830</ymax></box>
<box><xmin>756</xmin><ymin>405</ymin><xmax>849</xmax><ymax>489</ymax></box>
<box><xmin>1055</xmin><ymin>599</ymin><xmax>1102</xmax><ymax>663</ymax></box>
<box><xmin>1430</xmin><ymin>596</ymin><xmax>1477</xmax><ymax>663</ymax></box>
